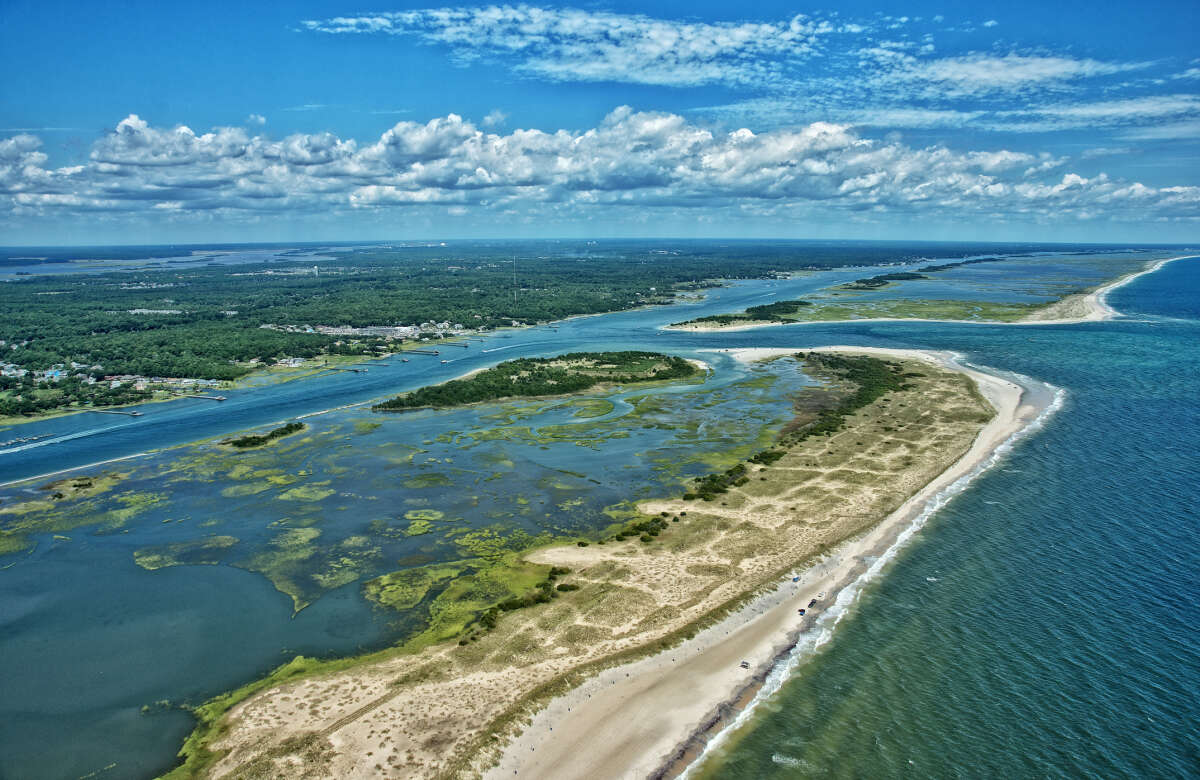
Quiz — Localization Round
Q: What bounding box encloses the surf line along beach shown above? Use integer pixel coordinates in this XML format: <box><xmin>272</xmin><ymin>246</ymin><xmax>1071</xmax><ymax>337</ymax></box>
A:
<box><xmin>486</xmin><ymin>347</ymin><xmax>1059</xmax><ymax>780</ymax></box>
<box><xmin>665</xmin><ymin>254</ymin><xmax>1200</xmax><ymax>331</ymax></box>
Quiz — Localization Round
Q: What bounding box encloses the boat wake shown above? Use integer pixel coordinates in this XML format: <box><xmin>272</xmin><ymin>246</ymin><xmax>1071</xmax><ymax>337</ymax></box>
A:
<box><xmin>0</xmin><ymin>422</ymin><xmax>131</xmax><ymax>457</ymax></box>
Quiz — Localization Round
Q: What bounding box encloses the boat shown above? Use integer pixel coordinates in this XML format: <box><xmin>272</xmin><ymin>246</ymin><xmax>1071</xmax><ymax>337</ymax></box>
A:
<box><xmin>807</xmin><ymin>598</ymin><xmax>817</xmax><ymax>608</ymax></box>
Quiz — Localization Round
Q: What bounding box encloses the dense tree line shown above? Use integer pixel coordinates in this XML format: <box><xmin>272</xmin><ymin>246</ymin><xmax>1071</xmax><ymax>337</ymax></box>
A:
<box><xmin>841</xmin><ymin>271</ymin><xmax>929</xmax><ymax>290</ymax></box>
<box><xmin>918</xmin><ymin>257</ymin><xmax>1004</xmax><ymax>273</ymax></box>
<box><xmin>686</xmin><ymin>298</ymin><xmax>814</xmax><ymax>325</ymax></box>
<box><xmin>0</xmin><ymin>375</ymin><xmax>152</xmax><ymax>417</ymax></box>
<box><xmin>227</xmin><ymin>422</ymin><xmax>305</xmax><ymax>449</ymax></box>
<box><xmin>0</xmin><ymin>242</ymin><xmax>1028</xmax><ymax>385</ymax></box>
<box><xmin>374</xmin><ymin>351</ymin><xmax>696</xmax><ymax>410</ymax></box>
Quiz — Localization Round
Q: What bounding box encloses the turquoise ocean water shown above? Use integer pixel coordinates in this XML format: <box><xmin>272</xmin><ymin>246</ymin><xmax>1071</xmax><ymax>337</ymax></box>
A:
<box><xmin>697</xmin><ymin>259</ymin><xmax>1200</xmax><ymax>778</ymax></box>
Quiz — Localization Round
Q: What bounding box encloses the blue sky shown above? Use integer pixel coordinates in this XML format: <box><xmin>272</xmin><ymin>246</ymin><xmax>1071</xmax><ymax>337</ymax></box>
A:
<box><xmin>1</xmin><ymin>0</ymin><xmax>1198</xmax><ymax>244</ymax></box>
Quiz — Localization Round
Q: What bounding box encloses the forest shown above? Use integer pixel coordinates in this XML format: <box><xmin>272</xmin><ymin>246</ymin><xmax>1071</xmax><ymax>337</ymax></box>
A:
<box><xmin>0</xmin><ymin>241</ymin><xmax>1048</xmax><ymax>417</ymax></box>
<box><xmin>684</xmin><ymin>298</ymin><xmax>815</xmax><ymax>325</ymax></box>
<box><xmin>0</xmin><ymin>374</ymin><xmax>152</xmax><ymax>417</ymax></box>
<box><xmin>840</xmin><ymin>271</ymin><xmax>929</xmax><ymax>290</ymax></box>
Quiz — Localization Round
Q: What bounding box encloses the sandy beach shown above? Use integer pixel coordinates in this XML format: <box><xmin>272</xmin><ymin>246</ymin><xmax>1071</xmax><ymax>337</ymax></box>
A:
<box><xmin>484</xmin><ymin>347</ymin><xmax>1052</xmax><ymax>780</ymax></box>
<box><xmin>190</xmin><ymin>346</ymin><xmax>1050</xmax><ymax>779</ymax></box>
<box><xmin>1019</xmin><ymin>253</ymin><xmax>1198</xmax><ymax>324</ymax></box>
<box><xmin>663</xmin><ymin>254</ymin><xmax>1199</xmax><ymax>332</ymax></box>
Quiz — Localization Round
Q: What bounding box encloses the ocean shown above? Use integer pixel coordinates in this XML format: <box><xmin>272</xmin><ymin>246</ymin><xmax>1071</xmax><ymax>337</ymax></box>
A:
<box><xmin>696</xmin><ymin>258</ymin><xmax>1200</xmax><ymax>778</ymax></box>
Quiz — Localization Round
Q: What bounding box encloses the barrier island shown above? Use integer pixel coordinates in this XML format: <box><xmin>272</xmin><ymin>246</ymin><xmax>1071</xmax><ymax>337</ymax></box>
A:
<box><xmin>168</xmin><ymin>348</ymin><xmax>1017</xmax><ymax>779</ymax></box>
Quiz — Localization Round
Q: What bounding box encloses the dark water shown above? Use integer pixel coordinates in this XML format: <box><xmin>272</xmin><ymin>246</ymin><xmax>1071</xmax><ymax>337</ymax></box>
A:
<box><xmin>2</xmin><ymin>252</ymin><xmax>1196</xmax><ymax>779</ymax></box>
<box><xmin>698</xmin><ymin>259</ymin><xmax>1200</xmax><ymax>778</ymax></box>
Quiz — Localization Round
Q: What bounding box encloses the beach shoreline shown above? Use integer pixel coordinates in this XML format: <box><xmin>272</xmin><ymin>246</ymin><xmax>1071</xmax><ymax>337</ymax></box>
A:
<box><xmin>662</xmin><ymin>254</ymin><xmax>1199</xmax><ymax>332</ymax></box>
<box><xmin>484</xmin><ymin>346</ymin><xmax>1056</xmax><ymax>780</ymax></box>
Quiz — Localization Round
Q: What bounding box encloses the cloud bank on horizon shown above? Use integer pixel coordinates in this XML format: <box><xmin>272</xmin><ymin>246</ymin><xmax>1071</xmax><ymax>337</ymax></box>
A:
<box><xmin>1</xmin><ymin>2</ymin><xmax>1198</xmax><ymax>243</ymax></box>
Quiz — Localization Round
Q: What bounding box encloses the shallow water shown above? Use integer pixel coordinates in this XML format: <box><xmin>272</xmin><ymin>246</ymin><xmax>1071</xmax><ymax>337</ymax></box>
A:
<box><xmin>1</xmin><ymin>249</ymin><xmax>1196</xmax><ymax>779</ymax></box>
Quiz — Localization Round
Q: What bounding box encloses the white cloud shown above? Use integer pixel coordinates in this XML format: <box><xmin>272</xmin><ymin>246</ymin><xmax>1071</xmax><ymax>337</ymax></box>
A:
<box><xmin>1081</xmin><ymin>147</ymin><xmax>1133</xmax><ymax>159</ymax></box>
<box><xmin>482</xmin><ymin>109</ymin><xmax>508</xmax><ymax>127</ymax></box>
<box><xmin>302</xmin><ymin>5</ymin><xmax>836</xmax><ymax>87</ymax></box>
<box><xmin>247</xmin><ymin>113</ymin><xmax>267</xmax><ymax>125</ymax></box>
<box><xmin>300</xmin><ymin>7</ymin><xmax>1177</xmax><ymax>138</ymax></box>
<box><xmin>1118</xmin><ymin>119</ymin><xmax>1200</xmax><ymax>141</ymax></box>
<box><xmin>872</xmin><ymin>53</ymin><xmax>1152</xmax><ymax>97</ymax></box>
<box><xmin>2</xmin><ymin>110</ymin><xmax>1196</xmax><ymax>226</ymax></box>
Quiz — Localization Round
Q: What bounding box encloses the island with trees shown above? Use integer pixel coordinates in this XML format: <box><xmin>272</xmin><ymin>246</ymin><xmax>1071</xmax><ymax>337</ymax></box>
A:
<box><xmin>373</xmin><ymin>351</ymin><xmax>698</xmax><ymax>410</ymax></box>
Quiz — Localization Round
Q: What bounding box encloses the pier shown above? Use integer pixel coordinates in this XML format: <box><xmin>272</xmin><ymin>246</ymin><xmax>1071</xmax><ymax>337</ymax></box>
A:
<box><xmin>324</xmin><ymin>367</ymin><xmax>369</xmax><ymax>373</ymax></box>
<box><xmin>73</xmin><ymin>408</ymin><xmax>143</xmax><ymax>417</ymax></box>
<box><xmin>172</xmin><ymin>393</ymin><xmax>227</xmax><ymax>401</ymax></box>
<box><xmin>404</xmin><ymin>349</ymin><xmax>441</xmax><ymax>355</ymax></box>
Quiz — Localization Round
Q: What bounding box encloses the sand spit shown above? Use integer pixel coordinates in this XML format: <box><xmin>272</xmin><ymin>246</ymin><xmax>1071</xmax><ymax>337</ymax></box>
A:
<box><xmin>1019</xmin><ymin>253</ymin><xmax>1198</xmax><ymax>324</ymax></box>
<box><xmin>198</xmin><ymin>348</ymin><xmax>1039</xmax><ymax>779</ymax></box>
<box><xmin>663</xmin><ymin>254</ymin><xmax>1199</xmax><ymax>332</ymax></box>
<box><xmin>485</xmin><ymin>348</ymin><xmax>1049</xmax><ymax>780</ymax></box>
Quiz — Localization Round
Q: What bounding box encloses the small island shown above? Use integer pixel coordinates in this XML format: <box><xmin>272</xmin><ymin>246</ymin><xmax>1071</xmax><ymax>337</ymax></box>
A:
<box><xmin>372</xmin><ymin>351</ymin><xmax>698</xmax><ymax>411</ymax></box>
<box><xmin>224</xmin><ymin>422</ymin><xmax>305</xmax><ymax>449</ymax></box>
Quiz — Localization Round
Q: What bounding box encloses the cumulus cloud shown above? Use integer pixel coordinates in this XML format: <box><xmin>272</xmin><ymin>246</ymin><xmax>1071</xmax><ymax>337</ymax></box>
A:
<box><xmin>247</xmin><ymin>113</ymin><xmax>267</xmax><ymax>125</ymax></box>
<box><xmin>2</xmin><ymin>110</ymin><xmax>1196</xmax><ymax>226</ymax></box>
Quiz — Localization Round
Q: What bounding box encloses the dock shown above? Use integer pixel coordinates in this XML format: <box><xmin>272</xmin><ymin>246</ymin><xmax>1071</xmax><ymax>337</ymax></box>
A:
<box><xmin>172</xmin><ymin>393</ymin><xmax>227</xmax><ymax>401</ymax></box>
<box><xmin>74</xmin><ymin>408</ymin><xmax>143</xmax><ymax>417</ymax></box>
<box><xmin>324</xmin><ymin>367</ymin><xmax>369</xmax><ymax>373</ymax></box>
<box><xmin>405</xmin><ymin>349</ymin><xmax>441</xmax><ymax>356</ymax></box>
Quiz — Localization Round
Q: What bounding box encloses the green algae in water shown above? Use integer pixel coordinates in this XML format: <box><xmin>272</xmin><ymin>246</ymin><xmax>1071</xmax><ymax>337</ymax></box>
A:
<box><xmin>220</xmin><ymin>482</ymin><xmax>273</xmax><ymax>498</ymax></box>
<box><xmin>403</xmin><ymin>520</ymin><xmax>433</xmax><ymax>536</ymax></box>
<box><xmin>404</xmin><ymin>509</ymin><xmax>445</xmax><ymax>521</ymax></box>
<box><xmin>403</xmin><ymin>473</ymin><xmax>454</xmax><ymax>489</ymax></box>
<box><xmin>236</xmin><ymin>528</ymin><xmax>383</xmax><ymax>612</ymax></box>
<box><xmin>277</xmin><ymin>483</ymin><xmax>336</xmax><ymax>502</ymax></box>
<box><xmin>363</xmin><ymin>561</ymin><xmax>470</xmax><ymax>611</ymax></box>
<box><xmin>236</xmin><ymin>528</ymin><xmax>321</xmax><ymax>612</ymax></box>
<box><xmin>0</xmin><ymin>479</ymin><xmax>165</xmax><ymax>556</ymax></box>
<box><xmin>568</xmin><ymin>398</ymin><xmax>615</xmax><ymax>418</ymax></box>
<box><xmin>134</xmin><ymin>536</ymin><xmax>239</xmax><ymax>570</ymax></box>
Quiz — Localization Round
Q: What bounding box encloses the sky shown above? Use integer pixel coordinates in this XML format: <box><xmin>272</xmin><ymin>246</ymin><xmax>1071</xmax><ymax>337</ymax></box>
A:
<box><xmin>1</xmin><ymin>0</ymin><xmax>1198</xmax><ymax>245</ymax></box>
